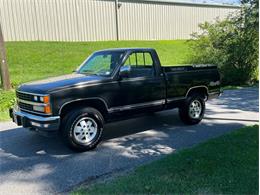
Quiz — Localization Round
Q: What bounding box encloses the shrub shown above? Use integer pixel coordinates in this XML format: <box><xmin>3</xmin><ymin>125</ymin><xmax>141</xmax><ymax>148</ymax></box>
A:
<box><xmin>190</xmin><ymin>0</ymin><xmax>259</xmax><ymax>85</ymax></box>
<box><xmin>0</xmin><ymin>90</ymin><xmax>15</xmax><ymax>117</ymax></box>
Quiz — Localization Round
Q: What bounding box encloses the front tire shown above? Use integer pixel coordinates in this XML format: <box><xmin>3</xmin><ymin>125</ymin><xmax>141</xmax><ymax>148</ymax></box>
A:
<box><xmin>179</xmin><ymin>94</ymin><xmax>205</xmax><ymax>125</ymax></box>
<box><xmin>61</xmin><ymin>107</ymin><xmax>104</xmax><ymax>152</ymax></box>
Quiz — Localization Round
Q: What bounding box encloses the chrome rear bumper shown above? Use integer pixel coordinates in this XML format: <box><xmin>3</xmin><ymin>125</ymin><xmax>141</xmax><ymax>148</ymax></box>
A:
<box><xmin>208</xmin><ymin>91</ymin><xmax>222</xmax><ymax>100</ymax></box>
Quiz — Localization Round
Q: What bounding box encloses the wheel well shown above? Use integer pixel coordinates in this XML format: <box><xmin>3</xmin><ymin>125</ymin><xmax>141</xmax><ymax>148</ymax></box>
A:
<box><xmin>186</xmin><ymin>87</ymin><xmax>208</xmax><ymax>99</ymax></box>
<box><xmin>60</xmin><ymin>99</ymin><xmax>108</xmax><ymax>119</ymax></box>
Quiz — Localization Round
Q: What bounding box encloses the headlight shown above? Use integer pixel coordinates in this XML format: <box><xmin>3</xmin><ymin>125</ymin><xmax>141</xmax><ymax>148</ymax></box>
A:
<box><xmin>40</xmin><ymin>96</ymin><xmax>50</xmax><ymax>103</ymax></box>
<box><xmin>34</xmin><ymin>96</ymin><xmax>38</xmax><ymax>101</ymax></box>
<box><xmin>33</xmin><ymin>95</ymin><xmax>50</xmax><ymax>103</ymax></box>
<box><xmin>32</xmin><ymin>95</ymin><xmax>51</xmax><ymax>114</ymax></box>
<box><xmin>33</xmin><ymin>105</ymin><xmax>51</xmax><ymax>114</ymax></box>
<box><xmin>33</xmin><ymin>105</ymin><xmax>45</xmax><ymax>112</ymax></box>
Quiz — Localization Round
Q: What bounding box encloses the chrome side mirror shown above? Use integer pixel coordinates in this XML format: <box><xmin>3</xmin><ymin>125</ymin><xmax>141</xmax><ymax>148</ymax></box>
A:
<box><xmin>119</xmin><ymin>65</ymin><xmax>131</xmax><ymax>78</ymax></box>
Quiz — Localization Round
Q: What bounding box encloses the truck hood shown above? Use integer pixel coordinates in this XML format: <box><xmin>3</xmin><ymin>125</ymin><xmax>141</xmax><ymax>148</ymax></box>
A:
<box><xmin>18</xmin><ymin>73</ymin><xmax>109</xmax><ymax>94</ymax></box>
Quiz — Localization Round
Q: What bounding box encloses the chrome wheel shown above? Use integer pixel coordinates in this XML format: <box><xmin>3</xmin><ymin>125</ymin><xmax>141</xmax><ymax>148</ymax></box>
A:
<box><xmin>189</xmin><ymin>100</ymin><xmax>202</xmax><ymax>119</ymax></box>
<box><xmin>73</xmin><ymin>117</ymin><xmax>98</xmax><ymax>144</ymax></box>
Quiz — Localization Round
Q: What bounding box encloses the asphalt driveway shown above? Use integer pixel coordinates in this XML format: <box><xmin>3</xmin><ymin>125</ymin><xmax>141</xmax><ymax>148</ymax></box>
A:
<box><xmin>0</xmin><ymin>87</ymin><xmax>258</xmax><ymax>195</ymax></box>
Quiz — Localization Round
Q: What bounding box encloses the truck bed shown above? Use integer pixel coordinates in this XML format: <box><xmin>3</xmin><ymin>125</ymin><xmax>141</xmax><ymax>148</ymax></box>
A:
<box><xmin>162</xmin><ymin>64</ymin><xmax>220</xmax><ymax>101</ymax></box>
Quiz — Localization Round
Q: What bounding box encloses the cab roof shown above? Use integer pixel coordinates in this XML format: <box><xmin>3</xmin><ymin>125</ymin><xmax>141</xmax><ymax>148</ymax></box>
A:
<box><xmin>95</xmin><ymin>48</ymin><xmax>155</xmax><ymax>53</ymax></box>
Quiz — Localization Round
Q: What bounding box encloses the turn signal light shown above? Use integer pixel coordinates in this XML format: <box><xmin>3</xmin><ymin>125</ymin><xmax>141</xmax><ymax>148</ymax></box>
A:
<box><xmin>44</xmin><ymin>105</ymin><xmax>51</xmax><ymax>114</ymax></box>
<box><xmin>43</xmin><ymin>96</ymin><xmax>50</xmax><ymax>103</ymax></box>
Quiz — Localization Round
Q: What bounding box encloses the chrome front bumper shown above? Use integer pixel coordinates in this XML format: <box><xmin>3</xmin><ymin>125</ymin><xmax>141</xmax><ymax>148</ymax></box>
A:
<box><xmin>10</xmin><ymin>106</ymin><xmax>60</xmax><ymax>132</ymax></box>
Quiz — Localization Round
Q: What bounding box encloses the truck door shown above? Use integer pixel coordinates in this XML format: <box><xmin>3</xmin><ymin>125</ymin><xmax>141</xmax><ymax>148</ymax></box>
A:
<box><xmin>110</xmin><ymin>51</ymin><xmax>166</xmax><ymax>113</ymax></box>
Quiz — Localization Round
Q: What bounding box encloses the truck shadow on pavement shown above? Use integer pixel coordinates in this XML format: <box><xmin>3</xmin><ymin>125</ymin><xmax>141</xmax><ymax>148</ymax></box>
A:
<box><xmin>0</xmin><ymin>87</ymin><xmax>258</xmax><ymax>194</ymax></box>
<box><xmin>0</xmin><ymin>111</ymin><xmax>185</xmax><ymax>157</ymax></box>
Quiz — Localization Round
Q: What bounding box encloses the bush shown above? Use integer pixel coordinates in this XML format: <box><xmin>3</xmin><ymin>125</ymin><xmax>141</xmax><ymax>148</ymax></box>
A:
<box><xmin>0</xmin><ymin>90</ymin><xmax>15</xmax><ymax>120</ymax></box>
<box><xmin>190</xmin><ymin>0</ymin><xmax>259</xmax><ymax>85</ymax></box>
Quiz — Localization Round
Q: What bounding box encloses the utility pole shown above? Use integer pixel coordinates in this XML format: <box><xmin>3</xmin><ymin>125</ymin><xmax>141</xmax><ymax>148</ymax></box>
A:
<box><xmin>0</xmin><ymin>22</ymin><xmax>11</xmax><ymax>90</ymax></box>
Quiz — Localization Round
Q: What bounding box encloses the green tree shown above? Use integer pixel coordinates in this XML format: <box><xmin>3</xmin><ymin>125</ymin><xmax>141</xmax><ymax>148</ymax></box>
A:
<box><xmin>190</xmin><ymin>0</ymin><xmax>259</xmax><ymax>85</ymax></box>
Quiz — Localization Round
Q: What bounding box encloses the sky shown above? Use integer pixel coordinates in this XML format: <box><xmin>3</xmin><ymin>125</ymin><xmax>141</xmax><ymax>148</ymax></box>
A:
<box><xmin>160</xmin><ymin>0</ymin><xmax>241</xmax><ymax>5</ymax></box>
<box><xmin>191</xmin><ymin>0</ymin><xmax>240</xmax><ymax>5</ymax></box>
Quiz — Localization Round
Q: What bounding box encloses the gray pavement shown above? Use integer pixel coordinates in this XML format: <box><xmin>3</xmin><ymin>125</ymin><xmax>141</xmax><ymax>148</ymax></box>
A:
<box><xmin>0</xmin><ymin>87</ymin><xmax>258</xmax><ymax>195</ymax></box>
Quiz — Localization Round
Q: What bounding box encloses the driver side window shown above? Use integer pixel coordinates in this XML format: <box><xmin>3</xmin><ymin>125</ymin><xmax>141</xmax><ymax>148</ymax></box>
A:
<box><xmin>123</xmin><ymin>52</ymin><xmax>155</xmax><ymax>78</ymax></box>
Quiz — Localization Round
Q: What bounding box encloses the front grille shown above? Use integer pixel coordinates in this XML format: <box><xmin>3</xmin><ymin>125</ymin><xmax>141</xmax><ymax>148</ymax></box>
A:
<box><xmin>16</xmin><ymin>91</ymin><xmax>34</xmax><ymax>101</ymax></box>
<box><xmin>18</xmin><ymin>101</ymin><xmax>33</xmax><ymax>112</ymax></box>
<box><xmin>16</xmin><ymin>91</ymin><xmax>50</xmax><ymax>115</ymax></box>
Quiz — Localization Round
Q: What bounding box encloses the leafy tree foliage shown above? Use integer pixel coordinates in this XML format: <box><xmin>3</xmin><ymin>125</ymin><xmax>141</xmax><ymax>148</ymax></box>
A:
<box><xmin>190</xmin><ymin>0</ymin><xmax>259</xmax><ymax>85</ymax></box>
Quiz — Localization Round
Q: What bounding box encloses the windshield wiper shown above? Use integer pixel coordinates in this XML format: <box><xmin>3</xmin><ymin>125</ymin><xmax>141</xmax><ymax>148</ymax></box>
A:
<box><xmin>81</xmin><ymin>70</ymin><xmax>94</xmax><ymax>73</ymax></box>
<box><xmin>81</xmin><ymin>70</ymin><xmax>97</xmax><ymax>75</ymax></box>
<box><xmin>81</xmin><ymin>70</ymin><xmax>102</xmax><ymax>76</ymax></box>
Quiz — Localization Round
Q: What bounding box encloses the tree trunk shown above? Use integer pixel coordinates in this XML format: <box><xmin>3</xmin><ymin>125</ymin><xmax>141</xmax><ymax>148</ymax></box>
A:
<box><xmin>0</xmin><ymin>22</ymin><xmax>11</xmax><ymax>90</ymax></box>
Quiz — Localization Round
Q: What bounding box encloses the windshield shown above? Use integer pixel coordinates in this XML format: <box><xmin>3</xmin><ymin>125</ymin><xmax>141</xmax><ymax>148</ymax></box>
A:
<box><xmin>78</xmin><ymin>51</ymin><xmax>125</xmax><ymax>76</ymax></box>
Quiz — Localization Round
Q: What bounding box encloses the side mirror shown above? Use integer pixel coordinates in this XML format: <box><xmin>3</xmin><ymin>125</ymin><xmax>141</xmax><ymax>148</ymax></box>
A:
<box><xmin>119</xmin><ymin>65</ymin><xmax>131</xmax><ymax>78</ymax></box>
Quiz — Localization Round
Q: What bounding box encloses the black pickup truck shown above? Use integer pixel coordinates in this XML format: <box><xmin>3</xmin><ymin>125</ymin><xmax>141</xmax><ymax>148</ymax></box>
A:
<box><xmin>10</xmin><ymin>48</ymin><xmax>221</xmax><ymax>151</ymax></box>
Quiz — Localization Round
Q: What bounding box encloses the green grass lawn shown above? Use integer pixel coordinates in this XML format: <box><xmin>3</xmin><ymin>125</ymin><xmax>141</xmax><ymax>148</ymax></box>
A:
<box><xmin>73</xmin><ymin>125</ymin><xmax>259</xmax><ymax>194</ymax></box>
<box><xmin>6</xmin><ymin>40</ymin><xmax>192</xmax><ymax>86</ymax></box>
<box><xmin>0</xmin><ymin>40</ymin><xmax>192</xmax><ymax>121</ymax></box>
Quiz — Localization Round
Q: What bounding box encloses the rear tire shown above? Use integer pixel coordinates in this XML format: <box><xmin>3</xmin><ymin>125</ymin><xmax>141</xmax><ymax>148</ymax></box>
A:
<box><xmin>179</xmin><ymin>94</ymin><xmax>205</xmax><ymax>125</ymax></box>
<box><xmin>61</xmin><ymin>107</ymin><xmax>104</xmax><ymax>152</ymax></box>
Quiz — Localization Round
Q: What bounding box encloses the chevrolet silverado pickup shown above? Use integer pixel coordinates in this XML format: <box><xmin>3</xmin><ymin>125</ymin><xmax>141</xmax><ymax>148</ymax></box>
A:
<box><xmin>10</xmin><ymin>48</ymin><xmax>221</xmax><ymax>151</ymax></box>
